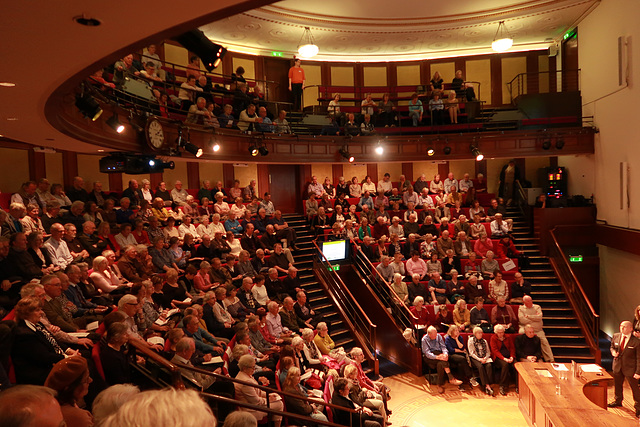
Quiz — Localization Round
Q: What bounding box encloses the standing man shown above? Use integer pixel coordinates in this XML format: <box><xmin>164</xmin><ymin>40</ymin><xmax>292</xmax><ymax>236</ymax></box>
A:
<box><xmin>288</xmin><ymin>58</ymin><xmax>305</xmax><ymax>112</ymax></box>
<box><xmin>608</xmin><ymin>321</ymin><xmax>640</xmax><ymax>417</ymax></box>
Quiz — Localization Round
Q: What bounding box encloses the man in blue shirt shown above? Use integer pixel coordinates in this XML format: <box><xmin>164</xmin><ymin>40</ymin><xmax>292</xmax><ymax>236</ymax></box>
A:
<box><xmin>422</xmin><ymin>326</ymin><xmax>462</xmax><ymax>393</ymax></box>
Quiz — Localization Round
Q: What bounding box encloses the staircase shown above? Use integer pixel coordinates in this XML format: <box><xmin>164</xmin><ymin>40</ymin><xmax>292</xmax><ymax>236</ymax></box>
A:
<box><xmin>282</xmin><ymin>214</ymin><xmax>356</xmax><ymax>352</ymax></box>
<box><xmin>507</xmin><ymin>206</ymin><xmax>595</xmax><ymax>363</ymax></box>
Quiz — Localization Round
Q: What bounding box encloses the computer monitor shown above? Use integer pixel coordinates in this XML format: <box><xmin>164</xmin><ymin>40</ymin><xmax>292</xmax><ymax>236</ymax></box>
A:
<box><xmin>319</xmin><ymin>239</ymin><xmax>349</xmax><ymax>262</ymax></box>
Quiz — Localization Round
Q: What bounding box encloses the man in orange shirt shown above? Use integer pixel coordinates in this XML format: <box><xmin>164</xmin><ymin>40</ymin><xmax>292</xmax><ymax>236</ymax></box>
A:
<box><xmin>288</xmin><ymin>58</ymin><xmax>305</xmax><ymax>111</ymax></box>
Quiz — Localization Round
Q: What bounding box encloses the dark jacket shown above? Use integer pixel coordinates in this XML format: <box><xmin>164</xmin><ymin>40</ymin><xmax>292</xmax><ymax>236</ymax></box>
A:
<box><xmin>11</xmin><ymin>320</ymin><xmax>65</xmax><ymax>385</ymax></box>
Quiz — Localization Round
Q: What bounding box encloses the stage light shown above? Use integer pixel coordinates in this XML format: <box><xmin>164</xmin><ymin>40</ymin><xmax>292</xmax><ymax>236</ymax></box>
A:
<box><xmin>542</xmin><ymin>139</ymin><xmax>551</xmax><ymax>150</ymax></box>
<box><xmin>339</xmin><ymin>147</ymin><xmax>354</xmax><ymax>162</ymax></box>
<box><xmin>555</xmin><ymin>138</ymin><xmax>565</xmax><ymax>149</ymax></box>
<box><xmin>212</xmin><ymin>143</ymin><xmax>220</xmax><ymax>152</ymax></box>
<box><xmin>427</xmin><ymin>147</ymin><xmax>435</xmax><ymax>156</ymax></box>
<box><xmin>183</xmin><ymin>142</ymin><xmax>203</xmax><ymax>157</ymax></box>
<box><xmin>75</xmin><ymin>93</ymin><xmax>102</xmax><ymax>121</ymax></box>
<box><xmin>148</xmin><ymin>159</ymin><xmax>155</xmax><ymax>167</ymax></box>
<box><xmin>375</xmin><ymin>144</ymin><xmax>384</xmax><ymax>155</ymax></box>
<box><xmin>258</xmin><ymin>145</ymin><xmax>269</xmax><ymax>156</ymax></box>
<box><xmin>106</xmin><ymin>113</ymin><xmax>124</xmax><ymax>133</ymax></box>
<box><xmin>249</xmin><ymin>145</ymin><xmax>259</xmax><ymax>156</ymax></box>
<box><xmin>443</xmin><ymin>146</ymin><xmax>452</xmax><ymax>155</ymax></box>
<box><xmin>470</xmin><ymin>145</ymin><xmax>484</xmax><ymax>161</ymax></box>
<box><xmin>172</xmin><ymin>30</ymin><xmax>227</xmax><ymax>71</ymax></box>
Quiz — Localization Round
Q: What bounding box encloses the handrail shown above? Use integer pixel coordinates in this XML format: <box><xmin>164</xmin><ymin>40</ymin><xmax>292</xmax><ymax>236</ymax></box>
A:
<box><xmin>312</xmin><ymin>239</ymin><xmax>378</xmax><ymax>369</ymax></box>
<box><xmin>128</xmin><ymin>340</ymin><xmax>185</xmax><ymax>389</ymax></box>
<box><xmin>348</xmin><ymin>240</ymin><xmax>419</xmax><ymax>331</ymax></box>
<box><xmin>548</xmin><ymin>227</ymin><xmax>601</xmax><ymax>363</ymax></box>
<box><xmin>174</xmin><ymin>362</ymin><xmax>360</xmax><ymax>420</ymax></box>
<box><xmin>514</xmin><ymin>180</ymin><xmax>532</xmax><ymax>232</ymax></box>
<box><xmin>506</xmin><ymin>69</ymin><xmax>581</xmax><ymax>104</ymax></box>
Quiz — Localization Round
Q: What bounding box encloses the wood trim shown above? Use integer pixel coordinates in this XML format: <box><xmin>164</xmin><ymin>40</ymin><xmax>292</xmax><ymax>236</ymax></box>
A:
<box><xmin>366</xmin><ymin>163</ymin><xmax>378</xmax><ymax>182</ymax></box>
<box><xmin>332</xmin><ymin>164</ymin><xmax>343</xmax><ymax>186</ymax></box>
<box><xmin>420</xmin><ymin>61</ymin><xmax>429</xmax><ymax>86</ymax></box>
<box><xmin>257</xmin><ymin>163</ymin><xmax>269</xmax><ymax>196</ymax></box>
<box><xmin>108</xmin><ymin>173</ymin><xmax>123</xmax><ymax>192</ymax></box>
<box><xmin>222</xmin><ymin>163</ymin><xmax>234</xmax><ymax>188</ymax></box>
<box><xmin>437</xmin><ymin>162</ymin><xmax>449</xmax><ymax>178</ymax></box>
<box><xmin>402</xmin><ymin>162</ymin><xmax>413</xmax><ymax>182</ymax></box>
<box><xmin>595</xmin><ymin>224</ymin><xmax>640</xmax><ymax>257</ymax></box>
<box><xmin>526</xmin><ymin>51</ymin><xmax>539</xmax><ymax>94</ymax></box>
<box><xmin>62</xmin><ymin>151</ymin><xmax>78</xmax><ymax>189</ymax></box>
<box><xmin>300</xmin><ymin>164</ymin><xmax>312</xmax><ymax>199</ymax></box>
<box><xmin>388</xmin><ymin>63</ymin><xmax>397</xmax><ymax>89</ymax></box>
<box><xmin>28</xmin><ymin>151</ymin><xmax>46</xmax><ymax>182</ymax></box>
<box><xmin>490</xmin><ymin>55</ymin><xmax>503</xmax><ymax>105</ymax></box>
<box><xmin>186</xmin><ymin>161</ymin><xmax>200</xmax><ymax>190</ymax></box>
<box><xmin>149</xmin><ymin>172</ymin><xmax>163</xmax><ymax>190</ymax></box>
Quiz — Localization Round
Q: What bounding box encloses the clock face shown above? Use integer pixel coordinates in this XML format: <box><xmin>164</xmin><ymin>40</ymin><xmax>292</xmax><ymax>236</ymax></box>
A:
<box><xmin>146</xmin><ymin>119</ymin><xmax>165</xmax><ymax>149</ymax></box>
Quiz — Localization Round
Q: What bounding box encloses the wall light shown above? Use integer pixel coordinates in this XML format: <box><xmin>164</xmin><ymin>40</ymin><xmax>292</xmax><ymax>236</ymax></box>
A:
<box><xmin>106</xmin><ymin>113</ymin><xmax>125</xmax><ymax>133</ymax></box>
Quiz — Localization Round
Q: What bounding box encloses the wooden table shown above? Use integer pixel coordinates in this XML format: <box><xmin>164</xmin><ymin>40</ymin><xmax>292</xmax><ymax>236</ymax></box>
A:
<box><xmin>515</xmin><ymin>362</ymin><xmax>636</xmax><ymax>427</ymax></box>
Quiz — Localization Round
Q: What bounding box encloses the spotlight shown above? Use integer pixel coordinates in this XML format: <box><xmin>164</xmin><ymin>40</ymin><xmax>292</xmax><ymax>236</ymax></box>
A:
<box><xmin>258</xmin><ymin>145</ymin><xmax>269</xmax><ymax>156</ymax></box>
<box><xmin>443</xmin><ymin>146</ymin><xmax>452</xmax><ymax>155</ymax></box>
<box><xmin>106</xmin><ymin>113</ymin><xmax>125</xmax><ymax>133</ymax></box>
<box><xmin>470</xmin><ymin>145</ymin><xmax>484</xmax><ymax>161</ymax></box>
<box><xmin>555</xmin><ymin>138</ymin><xmax>565</xmax><ymax>149</ymax></box>
<box><xmin>249</xmin><ymin>145</ymin><xmax>259</xmax><ymax>156</ymax></box>
<box><xmin>339</xmin><ymin>147</ymin><xmax>354</xmax><ymax>162</ymax></box>
<box><xmin>427</xmin><ymin>147</ymin><xmax>435</xmax><ymax>156</ymax></box>
<box><xmin>183</xmin><ymin>142</ymin><xmax>203</xmax><ymax>158</ymax></box>
<box><xmin>75</xmin><ymin>93</ymin><xmax>102</xmax><ymax>121</ymax></box>
<box><xmin>212</xmin><ymin>143</ymin><xmax>220</xmax><ymax>152</ymax></box>
<box><xmin>148</xmin><ymin>159</ymin><xmax>155</xmax><ymax>167</ymax></box>
<box><xmin>542</xmin><ymin>139</ymin><xmax>551</xmax><ymax>150</ymax></box>
<box><xmin>172</xmin><ymin>30</ymin><xmax>227</xmax><ymax>72</ymax></box>
<box><xmin>375</xmin><ymin>145</ymin><xmax>384</xmax><ymax>155</ymax></box>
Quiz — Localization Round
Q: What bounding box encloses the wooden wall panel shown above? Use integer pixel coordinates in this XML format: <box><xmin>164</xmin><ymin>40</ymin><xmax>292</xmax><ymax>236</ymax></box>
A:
<box><xmin>28</xmin><ymin>151</ymin><xmax>46</xmax><ymax>182</ymax></box>
<box><xmin>186</xmin><ymin>162</ymin><xmax>200</xmax><ymax>190</ymax></box>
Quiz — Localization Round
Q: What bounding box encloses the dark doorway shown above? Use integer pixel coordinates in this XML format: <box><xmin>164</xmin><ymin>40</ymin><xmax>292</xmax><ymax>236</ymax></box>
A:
<box><xmin>264</xmin><ymin>57</ymin><xmax>290</xmax><ymax>110</ymax></box>
<box><xmin>268</xmin><ymin>164</ymin><xmax>300</xmax><ymax>214</ymax></box>
<box><xmin>562</xmin><ymin>32</ymin><xmax>579</xmax><ymax>92</ymax></box>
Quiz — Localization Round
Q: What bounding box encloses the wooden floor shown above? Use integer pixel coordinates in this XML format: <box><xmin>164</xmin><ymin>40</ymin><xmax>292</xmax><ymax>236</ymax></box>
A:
<box><xmin>381</xmin><ymin>372</ymin><xmax>638</xmax><ymax>427</ymax></box>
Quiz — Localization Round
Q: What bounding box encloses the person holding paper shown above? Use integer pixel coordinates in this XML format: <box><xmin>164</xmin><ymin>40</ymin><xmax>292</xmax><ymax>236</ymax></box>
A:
<box><xmin>608</xmin><ymin>320</ymin><xmax>640</xmax><ymax>417</ymax></box>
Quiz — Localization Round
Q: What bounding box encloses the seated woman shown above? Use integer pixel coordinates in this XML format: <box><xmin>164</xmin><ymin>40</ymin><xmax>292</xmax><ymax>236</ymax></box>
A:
<box><xmin>391</xmin><ymin>273</ymin><xmax>409</xmax><ymax>306</ymax></box>
<box><xmin>488</xmin><ymin>271</ymin><xmax>508</xmax><ymax>302</ymax></box>
<box><xmin>410</xmin><ymin>296</ymin><xmax>429</xmax><ymax>327</ymax></box>
<box><xmin>149</xmin><ymin>236</ymin><xmax>181</xmax><ymax>274</ymax></box>
<box><xmin>163</xmin><ymin>268</ymin><xmax>193</xmax><ymax>309</ymax></box>
<box><xmin>444</xmin><ymin>325</ymin><xmax>477</xmax><ymax>390</ymax></box>
<box><xmin>357</xmin><ymin>217</ymin><xmax>372</xmax><ymax>241</ymax></box>
<box><xmin>234</xmin><ymin>354</ymin><xmax>283</xmax><ymax>427</ymax></box>
<box><xmin>447</xmin><ymin>269</ymin><xmax>465</xmax><ymax>302</ymax></box>
<box><xmin>44</xmin><ymin>356</ymin><xmax>93</xmax><ymax>427</ymax></box>
<box><xmin>292</xmin><ymin>336</ymin><xmax>326</xmax><ymax>388</ymax></box>
<box><xmin>162</xmin><ymin>217</ymin><xmax>180</xmax><ymax>243</ymax></box>
<box><xmin>452</xmin><ymin>299</ymin><xmax>471</xmax><ymax>332</ymax></box>
<box><xmin>100</xmin><ymin>322</ymin><xmax>132</xmax><ymax>385</ymax></box>
<box><xmin>344</xmin><ymin>363</ymin><xmax>387</xmax><ymax>420</ymax></box>
<box><xmin>226</xmin><ymin>231</ymin><xmax>242</xmax><ymax>258</ymax></box>
<box><xmin>434</xmin><ymin>304</ymin><xmax>452</xmax><ymax>333</ymax></box>
<box><xmin>426</xmin><ymin>252</ymin><xmax>442</xmax><ymax>277</ymax></box>
<box><xmin>445</xmin><ymin>91</ymin><xmax>459</xmax><ymax>124</ymax></box>
<box><xmin>349</xmin><ymin>176</ymin><xmax>362</xmax><ymax>198</ymax></box>
<box><xmin>314</xmin><ymin>322</ymin><xmax>349</xmax><ymax>365</ymax></box>
<box><xmin>467</xmin><ymin>326</ymin><xmax>494</xmax><ymax>396</ymax></box>
<box><xmin>349</xmin><ymin>347</ymin><xmax>389</xmax><ymax>411</ymax></box>
<box><xmin>27</xmin><ymin>231</ymin><xmax>54</xmax><ymax>274</ymax></box>
<box><xmin>282</xmin><ymin>367</ymin><xmax>328</xmax><ymax>425</ymax></box>
<box><xmin>90</xmin><ymin>255</ymin><xmax>127</xmax><ymax>294</ymax></box>
<box><xmin>480</xmin><ymin>250</ymin><xmax>499</xmax><ymax>279</ymax></box>
<box><xmin>223</xmin><ymin>284</ymin><xmax>251</xmax><ymax>322</ymax></box>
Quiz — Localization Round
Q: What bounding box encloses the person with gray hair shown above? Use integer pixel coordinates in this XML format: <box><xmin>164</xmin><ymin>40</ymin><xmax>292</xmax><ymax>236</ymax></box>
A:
<box><xmin>518</xmin><ymin>295</ymin><xmax>554</xmax><ymax>362</ymax></box>
<box><xmin>0</xmin><ymin>385</ymin><xmax>64</xmax><ymax>427</ymax></box>
<box><xmin>234</xmin><ymin>354</ymin><xmax>283</xmax><ymax>426</ymax></box>
<box><xmin>92</xmin><ymin>384</ymin><xmax>140</xmax><ymax>426</ymax></box>
<box><xmin>224</xmin><ymin>410</ymin><xmax>258</xmax><ymax>427</ymax></box>
<box><xmin>421</xmin><ymin>325</ymin><xmax>463</xmax><ymax>393</ymax></box>
<box><xmin>102</xmin><ymin>388</ymin><xmax>217</xmax><ymax>427</ymax></box>
<box><xmin>375</xmin><ymin>255</ymin><xmax>395</xmax><ymax>283</ymax></box>
<box><xmin>489</xmin><ymin>323</ymin><xmax>516</xmax><ymax>395</ymax></box>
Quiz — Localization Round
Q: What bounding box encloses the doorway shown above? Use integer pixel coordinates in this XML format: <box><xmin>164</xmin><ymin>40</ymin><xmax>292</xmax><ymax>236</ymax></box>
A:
<box><xmin>268</xmin><ymin>164</ymin><xmax>300</xmax><ymax>214</ymax></box>
<box><xmin>264</xmin><ymin>57</ymin><xmax>290</xmax><ymax>111</ymax></box>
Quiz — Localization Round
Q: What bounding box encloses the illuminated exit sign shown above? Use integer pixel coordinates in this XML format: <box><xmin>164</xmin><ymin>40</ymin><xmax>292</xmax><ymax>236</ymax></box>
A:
<box><xmin>328</xmin><ymin>264</ymin><xmax>340</xmax><ymax>272</ymax></box>
<box><xmin>569</xmin><ymin>255</ymin><xmax>583</xmax><ymax>262</ymax></box>
<box><xmin>271</xmin><ymin>51</ymin><xmax>284</xmax><ymax>57</ymax></box>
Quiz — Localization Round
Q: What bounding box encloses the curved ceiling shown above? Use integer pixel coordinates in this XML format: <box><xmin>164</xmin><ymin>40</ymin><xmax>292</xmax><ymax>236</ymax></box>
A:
<box><xmin>0</xmin><ymin>0</ymin><xmax>273</xmax><ymax>154</ymax></box>
<box><xmin>201</xmin><ymin>0</ymin><xmax>600</xmax><ymax>61</ymax></box>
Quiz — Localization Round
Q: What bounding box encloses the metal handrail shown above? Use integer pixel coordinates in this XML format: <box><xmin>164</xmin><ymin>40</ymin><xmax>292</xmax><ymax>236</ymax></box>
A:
<box><xmin>548</xmin><ymin>227</ymin><xmax>601</xmax><ymax>363</ymax></box>
<box><xmin>307</xmin><ymin>80</ymin><xmax>482</xmax><ymax>101</ymax></box>
<box><xmin>506</xmin><ymin>69</ymin><xmax>581</xmax><ymax>103</ymax></box>
<box><xmin>312</xmin><ymin>240</ymin><xmax>377</xmax><ymax>366</ymax></box>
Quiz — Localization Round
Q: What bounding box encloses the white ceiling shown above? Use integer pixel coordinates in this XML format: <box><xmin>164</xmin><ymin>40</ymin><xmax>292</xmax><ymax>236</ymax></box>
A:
<box><xmin>201</xmin><ymin>0</ymin><xmax>600</xmax><ymax>61</ymax></box>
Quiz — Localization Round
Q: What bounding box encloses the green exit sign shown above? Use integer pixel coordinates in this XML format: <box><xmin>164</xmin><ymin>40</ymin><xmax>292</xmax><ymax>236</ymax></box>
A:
<box><xmin>569</xmin><ymin>255</ymin><xmax>583</xmax><ymax>262</ymax></box>
<box><xmin>271</xmin><ymin>51</ymin><xmax>284</xmax><ymax>57</ymax></box>
<box><xmin>328</xmin><ymin>264</ymin><xmax>340</xmax><ymax>272</ymax></box>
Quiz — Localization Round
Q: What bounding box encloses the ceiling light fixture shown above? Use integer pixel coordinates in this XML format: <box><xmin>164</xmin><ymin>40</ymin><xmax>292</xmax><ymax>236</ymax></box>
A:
<box><xmin>0</xmin><ymin>82</ymin><xmax>16</xmax><ymax>87</ymax></box>
<box><xmin>492</xmin><ymin>21</ymin><xmax>514</xmax><ymax>52</ymax></box>
<box><xmin>106</xmin><ymin>113</ymin><xmax>125</xmax><ymax>133</ymax></box>
<box><xmin>470</xmin><ymin>145</ymin><xmax>484</xmax><ymax>161</ymax></box>
<box><xmin>298</xmin><ymin>27</ymin><xmax>319</xmax><ymax>59</ymax></box>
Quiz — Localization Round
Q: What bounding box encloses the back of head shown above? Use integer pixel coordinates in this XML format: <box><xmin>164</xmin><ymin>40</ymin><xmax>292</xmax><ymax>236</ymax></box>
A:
<box><xmin>0</xmin><ymin>385</ymin><xmax>59</xmax><ymax>427</ymax></box>
<box><xmin>92</xmin><ymin>384</ymin><xmax>140</xmax><ymax>426</ymax></box>
<box><xmin>224</xmin><ymin>411</ymin><xmax>257</xmax><ymax>427</ymax></box>
<box><xmin>102</xmin><ymin>388</ymin><xmax>216</xmax><ymax>427</ymax></box>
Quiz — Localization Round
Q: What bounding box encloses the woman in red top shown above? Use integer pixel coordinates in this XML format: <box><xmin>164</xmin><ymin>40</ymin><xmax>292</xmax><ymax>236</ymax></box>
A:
<box><xmin>288</xmin><ymin>58</ymin><xmax>305</xmax><ymax>111</ymax></box>
<box><xmin>410</xmin><ymin>295</ymin><xmax>430</xmax><ymax>326</ymax></box>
